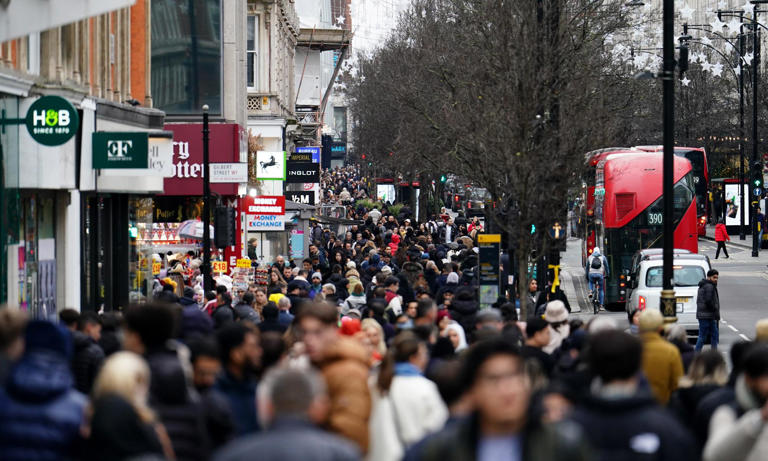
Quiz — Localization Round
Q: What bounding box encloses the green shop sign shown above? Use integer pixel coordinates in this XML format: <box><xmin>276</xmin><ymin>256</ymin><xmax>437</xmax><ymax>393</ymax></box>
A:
<box><xmin>25</xmin><ymin>96</ymin><xmax>80</xmax><ymax>146</ymax></box>
<box><xmin>92</xmin><ymin>132</ymin><xmax>149</xmax><ymax>169</ymax></box>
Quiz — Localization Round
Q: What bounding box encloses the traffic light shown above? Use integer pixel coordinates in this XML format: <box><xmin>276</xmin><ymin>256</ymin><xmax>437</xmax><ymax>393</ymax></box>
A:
<box><xmin>439</xmin><ymin>174</ymin><xmax>447</xmax><ymax>183</ymax></box>
<box><xmin>752</xmin><ymin>161</ymin><xmax>763</xmax><ymax>198</ymax></box>
<box><xmin>214</xmin><ymin>206</ymin><xmax>236</xmax><ymax>248</ymax></box>
<box><xmin>361</xmin><ymin>154</ymin><xmax>366</xmax><ymax>160</ymax></box>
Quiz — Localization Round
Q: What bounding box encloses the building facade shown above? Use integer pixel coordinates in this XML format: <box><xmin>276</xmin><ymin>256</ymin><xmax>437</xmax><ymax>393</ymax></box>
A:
<box><xmin>0</xmin><ymin>0</ymin><xmax>167</xmax><ymax>315</ymax></box>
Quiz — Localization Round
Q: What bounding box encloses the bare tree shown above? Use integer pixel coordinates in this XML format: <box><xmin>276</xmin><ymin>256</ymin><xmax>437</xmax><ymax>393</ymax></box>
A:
<box><xmin>349</xmin><ymin>0</ymin><xmax>642</xmax><ymax>316</ymax></box>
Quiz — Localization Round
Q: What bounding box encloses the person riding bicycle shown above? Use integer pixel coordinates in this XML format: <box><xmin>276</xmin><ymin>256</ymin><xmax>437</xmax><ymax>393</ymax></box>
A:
<box><xmin>587</xmin><ymin>247</ymin><xmax>609</xmax><ymax>309</ymax></box>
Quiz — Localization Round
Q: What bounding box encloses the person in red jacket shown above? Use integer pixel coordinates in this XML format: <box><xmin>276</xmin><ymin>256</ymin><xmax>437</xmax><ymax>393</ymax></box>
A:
<box><xmin>714</xmin><ymin>219</ymin><xmax>730</xmax><ymax>259</ymax></box>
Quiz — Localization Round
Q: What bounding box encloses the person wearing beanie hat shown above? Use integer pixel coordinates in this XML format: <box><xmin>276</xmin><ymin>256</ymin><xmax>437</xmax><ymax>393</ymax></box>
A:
<box><xmin>638</xmin><ymin>309</ymin><xmax>683</xmax><ymax>404</ymax></box>
<box><xmin>543</xmin><ymin>301</ymin><xmax>570</xmax><ymax>354</ymax></box>
<box><xmin>0</xmin><ymin>321</ymin><xmax>88</xmax><ymax>461</ymax></box>
<box><xmin>309</xmin><ymin>272</ymin><xmax>323</xmax><ymax>299</ymax></box>
<box><xmin>756</xmin><ymin>318</ymin><xmax>768</xmax><ymax>342</ymax></box>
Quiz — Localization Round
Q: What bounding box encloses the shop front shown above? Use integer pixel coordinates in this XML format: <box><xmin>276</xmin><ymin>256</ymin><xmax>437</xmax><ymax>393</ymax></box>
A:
<box><xmin>1</xmin><ymin>86</ymin><xmax>84</xmax><ymax>318</ymax></box>
<box><xmin>148</xmin><ymin>123</ymin><xmax>248</xmax><ymax>277</ymax></box>
<box><xmin>79</xmin><ymin>100</ymin><xmax>170</xmax><ymax>311</ymax></box>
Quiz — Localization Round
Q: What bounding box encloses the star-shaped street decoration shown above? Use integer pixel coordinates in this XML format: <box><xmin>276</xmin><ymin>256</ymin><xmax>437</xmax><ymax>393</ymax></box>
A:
<box><xmin>701</xmin><ymin>61</ymin><xmax>714</xmax><ymax>73</ymax></box>
<box><xmin>700</xmin><ymin>35</ymin><xmax>713</xmax><ymax>46</ymax></box>
<box><xmin>719</xmin><ymin>0</ymin><xmax>730</xmax><ymax>10</ymax></box>
<box><xmin>725</xmin><ymin>18</ymin><xmax>742</xmax><ymax>33</ymax></box>
<box><xmin>710</xmin><ymin>18</ymin><xmax>726</xmax><ymax>31</ymax></box>
<box><xmin>711</xmin><ymin>62</ymin><xmax>724</xmax><ymax>77</ymax></box>
<box><xmin>741</xmin><ymin>1</ymin><xmax>753</xmax><ymax>13</ymax></box>
<box><xmin>336</xmin><ymin>15</ymin><xmax>346</xmax><ymax>25</ymax></box>
<box><xmin>681</xmin><ymin>76</ymin><xmax>691</xmax><ymax>86</ymax></box>
<box><xmin>679</xmin><ymin>4</ymin><xmax>695</xmax><ymax>20</ymax></box>
<box><xmin>743</xmin><ymin>52</ymin><xmax>754</xmax><ymax>66</ymax></box>
<box><xmin>734</xmin><ymin>66</ymin><xmax>741</xmax><ymax>75</ymax></box>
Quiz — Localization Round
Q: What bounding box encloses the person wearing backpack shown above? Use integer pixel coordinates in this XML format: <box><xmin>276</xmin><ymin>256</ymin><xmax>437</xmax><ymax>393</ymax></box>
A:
<box><xmin>587</xmin><ymin>247</ymin><xmax>609</xmax><ymax>309</ymax></box>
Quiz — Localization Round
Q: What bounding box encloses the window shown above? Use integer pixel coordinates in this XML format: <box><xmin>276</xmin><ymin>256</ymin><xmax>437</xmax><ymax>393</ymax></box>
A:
<box><xmin>247</xmin><ymin>15</ymin><xmax>259</xmax><ymax>90</ymax></box>
<box><xmin>27</xmin><ymin>33</ymin><xmax>40</xmax><ymax>74</ymax></box>
<box><xmin>645</xmin><ymin>265</ymin><xmax>705</xmax><ymax>288</ymax></box>
<box><xmin>151</xmin><ymin>0</ymin><xmax>222</xmax><ymax>114</ymax></box>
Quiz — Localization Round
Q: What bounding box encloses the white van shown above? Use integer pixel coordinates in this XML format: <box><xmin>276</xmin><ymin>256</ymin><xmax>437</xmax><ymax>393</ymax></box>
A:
<box><xmin>626</xmin><ymin>254</ymin><xmax>711</xmax><ymax>338</ymax></box>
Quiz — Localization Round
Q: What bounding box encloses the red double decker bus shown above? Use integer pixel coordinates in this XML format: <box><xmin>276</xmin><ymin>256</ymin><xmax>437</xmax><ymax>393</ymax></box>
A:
<box><xmin>581</xmin><ymin>148</ymin><xmax>638</xmax><ymax>265</ymax></box>
<box><xmin>634</xmin><ymin>146</ymin><xmax>710</xmax><ymax>235</ymax></box>
<box><xmin>593</xmin><ymin>152</ymin><xmax>698</xmax><ymax>307</ymax></box>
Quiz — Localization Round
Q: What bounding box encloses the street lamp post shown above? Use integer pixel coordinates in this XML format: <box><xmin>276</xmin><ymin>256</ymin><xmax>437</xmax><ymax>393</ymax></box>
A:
<box><xmin>741</xmin><ymin>19</ymin><xmax>748</xmax><ymax>239</ymax></box>
<box><xmin>752</xmin><ymin>7</ymin><xmax>761</xmax><ymax>257</ymax></box>
<box><xmin>683</xmin><ymin>19</ymin><xmax>747</xmax><ymax>234</ymax></box>
<box><xmin>660</xmin><ymin>0</ymin><xmax>677</xmax><ymax>320</ymax></box>
<box><xmin>202</xmin><ymin>105</ymin><xmax>212</xmax><ymax>291</ymax></box>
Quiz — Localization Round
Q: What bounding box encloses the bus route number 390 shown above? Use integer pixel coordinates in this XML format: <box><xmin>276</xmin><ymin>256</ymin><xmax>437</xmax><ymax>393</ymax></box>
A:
<box><xmin>648</xmin><ymin>212</ymin><xmax>663</xmax><ymax>225</ymax></box>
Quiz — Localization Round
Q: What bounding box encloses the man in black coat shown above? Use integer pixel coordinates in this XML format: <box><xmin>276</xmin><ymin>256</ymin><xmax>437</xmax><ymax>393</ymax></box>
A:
<box><xmin>405</xmin><ymin>338</ymin><xmax>591</xmax><ymax>461</ymax></box>
<box><xmin>213</xmin><ymin>293</ymin><xmax>236</xmax><ymax>330</ymax></box>
<box><xmin>71</xmin><ymin>311</ymin><xmax>105</xmax><ymax>394</ymax></box>
<box><xmin>570</xmin><ymin>330</ymin><xmax>697</xmax><ymax>461</ymax></box>
<box><xmin>695</xmin><ymin>269</ymin><xmax>720</xmax><ymax>352</ymax></box>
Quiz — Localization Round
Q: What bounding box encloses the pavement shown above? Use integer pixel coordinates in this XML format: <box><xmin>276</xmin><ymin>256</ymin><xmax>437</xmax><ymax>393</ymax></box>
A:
<box><xmin>557</xmin><ymin>233</ymin><xmax>768</xmax><ymax>356</ymax></box>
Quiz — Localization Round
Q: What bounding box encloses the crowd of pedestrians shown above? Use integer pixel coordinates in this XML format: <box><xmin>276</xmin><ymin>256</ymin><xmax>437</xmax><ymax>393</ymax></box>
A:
<box><xmin>2</xmin><ymin>173</ymin><xmax>768</xmax><ymax>459</ymax></box>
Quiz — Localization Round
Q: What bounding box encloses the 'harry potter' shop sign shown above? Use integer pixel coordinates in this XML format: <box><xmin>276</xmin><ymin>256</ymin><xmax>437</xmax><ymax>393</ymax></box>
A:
<box><xmin>161</xmin><ymin>123</ymin><xmax>243</xmax><ymax>196</ymax></box>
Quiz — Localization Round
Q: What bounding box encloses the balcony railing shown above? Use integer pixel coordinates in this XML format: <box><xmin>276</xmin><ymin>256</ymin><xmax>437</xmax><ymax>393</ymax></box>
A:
<box><xmin>296</xmin><ymin>111</ymin><xmax>320</xmax><ymax>125</ymax></box>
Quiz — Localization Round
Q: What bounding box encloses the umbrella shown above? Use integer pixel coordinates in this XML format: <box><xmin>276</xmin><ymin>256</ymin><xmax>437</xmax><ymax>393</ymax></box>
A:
<box><xmin>177</xmin><ymin>220</ymin><xmax>215</xmax><ymax>240</ymax></box>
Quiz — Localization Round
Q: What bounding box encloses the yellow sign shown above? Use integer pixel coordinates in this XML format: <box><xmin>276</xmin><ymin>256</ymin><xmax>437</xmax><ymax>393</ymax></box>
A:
<box><xmin>477</xmin><ymin>234</ymin><xmax>501</xmax><ymax>243</ymax></box>
<box><xmin>152</xmin><ymin>263</ymin><xmax>161</xmax><ymax>275</ymax></box>
<box><xmin>212</xmin><ymin>261</ymin><xmax>228</xmax><ymax>273</ymax></box>
<box><xmin>236</xmin><ymin>258</ymin><xmax>252</xmax><ymax>269</ymax></box>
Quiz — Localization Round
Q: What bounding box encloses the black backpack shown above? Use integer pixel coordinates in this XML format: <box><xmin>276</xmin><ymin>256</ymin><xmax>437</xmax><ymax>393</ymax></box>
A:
<box><xmin>590</xmin><ymin>256</ymin><xmax>602</xmax><ymax>269</ymax></box>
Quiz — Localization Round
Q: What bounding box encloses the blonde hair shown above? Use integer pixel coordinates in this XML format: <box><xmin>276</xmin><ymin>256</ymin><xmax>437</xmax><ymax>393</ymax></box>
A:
<box><xmin>92</xmin><ymin>351</ymin><xmax>155</xmax><ymax>422</ymax></box>
<box><xmin>361</xmin><ymin>318</ymin><xmax>387</xmax><ymax>355</ymax></box>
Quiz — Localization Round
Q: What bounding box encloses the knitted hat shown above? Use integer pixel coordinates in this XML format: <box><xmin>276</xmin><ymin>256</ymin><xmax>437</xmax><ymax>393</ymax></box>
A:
<box><xmin>447</xmin><ymin>272</ymin><xmax>460</xmax><ymax>284</ymax></box>
<box><xmin>638</xmin><ymin>309</ymin><xmax>664</xmax><ymax>333</ymax></box>
<box><xmin>311</xmin><ymin>272</ymin><xmax>322</xmax><ymax>282</ymax></box>
<box><xmin>544</xmin><ymin>300</ymin><xmax>569</xmax><ymax>323</ymax></box>
<box><xmin>757</xmin><ymin>318</ymin><xmax>768</xmax><ymax>342</ymax></box>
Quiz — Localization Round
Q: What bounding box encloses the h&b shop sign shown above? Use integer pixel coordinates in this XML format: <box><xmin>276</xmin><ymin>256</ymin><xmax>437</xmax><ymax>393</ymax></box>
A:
<box><xmin>25</xmin><ymin>96</ymin><xmax>80</xmax><ymax>146</ymax></box>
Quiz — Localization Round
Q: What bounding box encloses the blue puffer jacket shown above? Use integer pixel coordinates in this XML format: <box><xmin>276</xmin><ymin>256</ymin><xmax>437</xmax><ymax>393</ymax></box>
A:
<box><xmin>0</xmin><ymin>350</ymin><xmax>87</xmax><ymax>461</ymax></box>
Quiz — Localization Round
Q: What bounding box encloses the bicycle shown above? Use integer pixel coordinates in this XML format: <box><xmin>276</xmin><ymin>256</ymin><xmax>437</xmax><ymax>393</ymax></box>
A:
<box><xmin>591</xmin><ymin>283</ymin><xmax>601</xmax><ymax>314</ymax></box>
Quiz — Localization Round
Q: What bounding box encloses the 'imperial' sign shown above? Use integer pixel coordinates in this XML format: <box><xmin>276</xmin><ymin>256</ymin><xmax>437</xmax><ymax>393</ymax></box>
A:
<box><xmin>243</xmin><ymin>196</ymin><xmax>285</xmax><ymax>215</ymax></box>
<box><xmin>25</xmin><ymin>96</ymin><xmax>80</xmax><ymax>146</ymax></box>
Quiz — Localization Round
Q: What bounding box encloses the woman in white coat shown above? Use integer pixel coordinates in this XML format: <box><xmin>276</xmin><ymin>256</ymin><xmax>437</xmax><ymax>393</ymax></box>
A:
<box><xmin>367</xmin><ymin>332</ymin><xmax>448</xmax><ymax>461</ymax></box>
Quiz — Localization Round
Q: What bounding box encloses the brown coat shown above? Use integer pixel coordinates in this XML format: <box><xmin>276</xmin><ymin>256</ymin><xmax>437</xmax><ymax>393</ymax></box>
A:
<box><xmin>320</xmin><ymin>337</ymin><xmax>372</xmax><ymax>453</ymax></box>
<box><xmin>640</xmin><ymin>332</ymin><xmax>684</xmax><ymax>405</ymax></box>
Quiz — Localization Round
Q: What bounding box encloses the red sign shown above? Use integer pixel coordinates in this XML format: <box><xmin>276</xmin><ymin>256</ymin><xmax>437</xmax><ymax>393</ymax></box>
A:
<box><xmin>243</xmin><ymin>196</ymin><xmax>285</xmax><ymax>215</ymax></box>
<box><xmin>162</xmin><ymin>123</ymin><xmax>241</xmax><ymax>196</ymax></box>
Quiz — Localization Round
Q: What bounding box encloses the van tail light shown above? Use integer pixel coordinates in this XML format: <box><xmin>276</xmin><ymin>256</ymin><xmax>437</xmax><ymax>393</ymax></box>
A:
<box><xmin>639</xmin><ymin>296</ymin><xmax>646</xmax><ymax>310</ymax></box>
